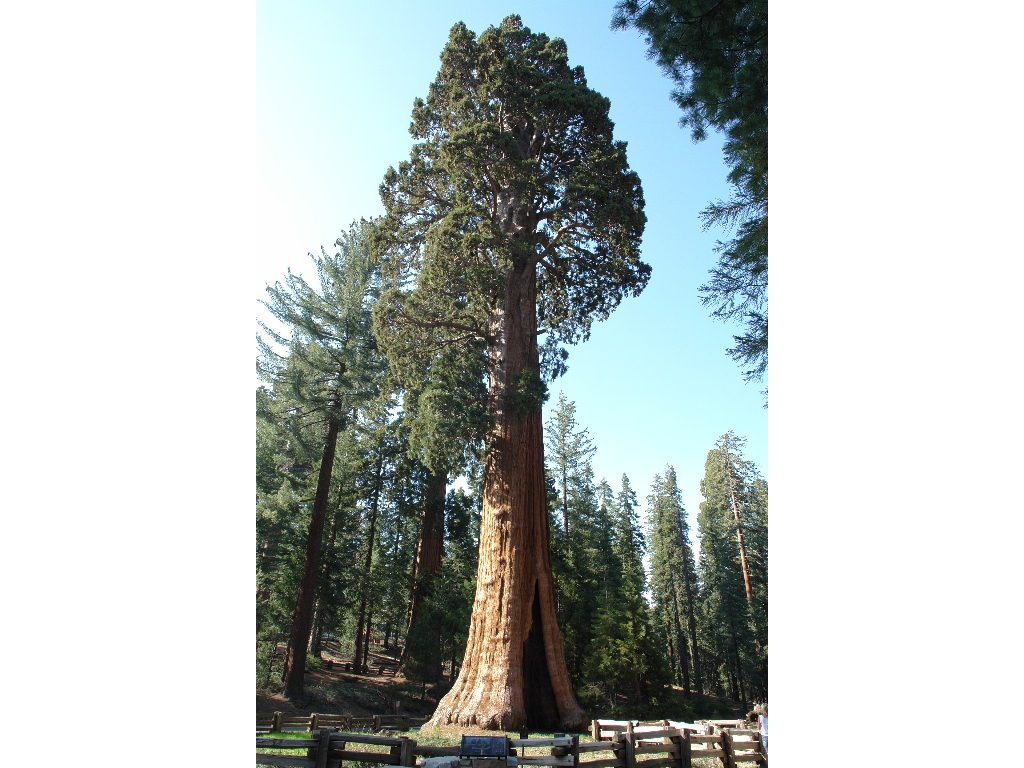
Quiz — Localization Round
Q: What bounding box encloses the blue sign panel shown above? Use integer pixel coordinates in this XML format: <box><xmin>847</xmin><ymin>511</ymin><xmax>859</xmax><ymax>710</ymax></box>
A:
<box><xmin>459</xmin><ymin>736</ymin><xmax>509</xmax><ymax>757</ymax></box>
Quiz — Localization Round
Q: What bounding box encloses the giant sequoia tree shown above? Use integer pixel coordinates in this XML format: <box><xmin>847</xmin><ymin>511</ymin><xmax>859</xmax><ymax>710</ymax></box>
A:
<box><xmin>375</xmin><ymin>16</ymin><xmax>648</xmax><ymax>730</ymax></box>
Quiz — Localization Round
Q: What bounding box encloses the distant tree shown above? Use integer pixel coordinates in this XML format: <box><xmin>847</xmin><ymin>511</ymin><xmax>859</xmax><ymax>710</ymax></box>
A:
<box><xmin>614</xmin><ymin>0</ymin><xmax>768</xmax><ymax>389</ymax></box>
<box><xmin>545</xmin><ymin>392</ymin><xmax>597</xmax><ymax>538</ymax></box>
<box><xmin>549</xmin><ymin>459</ymin><xmax>605</xmax><ymax>685</ymax></box>
<box><xmin>258</xmin><ymin>219</ymin><xmax>386</xmax><ymax>698</ymax></box>
<box><xmin>647</xmin><ymin>467</ymin><xmax>702</xmax><ymax>694</ymax></box>
<box><xmin>583</xmin><ymin>473</ymin><xmax>669</xmax><ymax>714</ymax></box>
<box><xmin>697</xmin><ymin>431</ymin><xmax>767</xmax><ymax>701</ymax></box>
<box><xmin>376</xmin><ymin>15</ymin><xmax>648</xmax><ymax>730</ymax></box>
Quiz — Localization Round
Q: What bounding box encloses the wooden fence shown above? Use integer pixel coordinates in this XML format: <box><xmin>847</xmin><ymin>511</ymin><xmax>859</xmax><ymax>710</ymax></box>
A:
<box><xmin>257</xmin><ymin>713</ymin><xmax>430</xmax><ymax>734</ymax></box>
<box><xmin>256</xmin><ymin>725</ymin><xmax>766</xmax><ymax>768</ymax></box>
<box><xmin>590</xmin><ymin>720</ymin><xmax>765</xmax><ymax>767</ymax></box>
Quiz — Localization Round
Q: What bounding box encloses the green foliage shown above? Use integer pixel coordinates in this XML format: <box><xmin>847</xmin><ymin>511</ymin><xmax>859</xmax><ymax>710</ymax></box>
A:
<box><xmin>614</xmin><ymin>0</ymin><xmax>767</xmax><ymax>386</ymax></box>
<box><xmin>375</xmin><ymin>14</ymin><xmax>649</xmax><ymax>417</ymax></box>
<box><xmin>259</xmin><ymin>219</ymin><xmax>387</xmax><ymax>423</ymax></box>
<box><xmin>647</xmin><ymin>467</ymin><xmax>701</xmax><ymax>693</ymax></box>
<box><xmin>696</xmin><ymin>432</ymin><xmax>767</xmax><ymax>702</ymax></box>
<box><xmin>545</xmin><ymin>397</ymin><xmax>670</xmax><ymax>713</ymax></box>
<box><xmin>404</xmin><ymin>488</ymin><xmax>479</xmax><ymax>684</ymax></box>
<box><xmin>502</xmin><ymin>366</ymin><xmax>549</xmax><ymax>417</ymax></box>
<box><xmin>545</xmin><ymin>391</ymin><xmax>596</xmax><ymax>535</ymax></box>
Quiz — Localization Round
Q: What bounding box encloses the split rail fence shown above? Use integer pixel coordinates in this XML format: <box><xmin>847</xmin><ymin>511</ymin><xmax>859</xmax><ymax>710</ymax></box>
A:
<box><xmin>256</xmin><ymin>720</ymin><xmax>766</xmax><ymax>768</ymax></box>
<box><xmin>257</xmin><ymin>713</ymin><xmax>430</xmax><ymax>734</ymax></box>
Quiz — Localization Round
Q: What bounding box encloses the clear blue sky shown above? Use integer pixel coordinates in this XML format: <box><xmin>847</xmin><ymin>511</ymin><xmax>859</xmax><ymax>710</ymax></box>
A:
<box><xmin>254</xmin><ymin>0</ymin><xmax>768</xmax><ymax>536</ymax></box>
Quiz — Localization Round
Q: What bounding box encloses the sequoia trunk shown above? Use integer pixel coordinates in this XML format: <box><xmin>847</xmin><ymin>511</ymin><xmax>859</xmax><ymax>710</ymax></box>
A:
<box><xmin>426</xmin><ymin>265</ymin><xmax>585</xmax><ymax>731</ymax></box>
<box><xmin>282</xmin><ymin>414</ymin><xmax>340</xmax><ymax>698</ymax></box>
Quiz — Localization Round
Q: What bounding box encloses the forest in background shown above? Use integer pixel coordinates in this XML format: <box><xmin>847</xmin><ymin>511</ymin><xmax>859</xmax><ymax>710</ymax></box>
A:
<box><xmin>255</xmin><ymin>223</ymin><xmax>767</xmax><ymax>716</ymax></box>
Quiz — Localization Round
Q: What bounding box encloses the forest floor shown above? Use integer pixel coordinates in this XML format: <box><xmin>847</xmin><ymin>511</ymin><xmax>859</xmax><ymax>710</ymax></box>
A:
<box><xmin>256</xmin><ymin>638</ymin><xmax>746</xmax><ymax>723</ymax></box>
<box><xmin>257</xmin><ymin>638</ymin><xmax>438</xmax><ymax>718</ymax></box>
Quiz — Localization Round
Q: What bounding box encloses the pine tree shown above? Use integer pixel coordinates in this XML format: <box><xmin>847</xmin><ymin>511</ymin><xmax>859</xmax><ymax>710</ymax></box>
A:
<box><xmin>258</xmin><ymin>219</ymin><xmax>387</xmax><ymax>698</ymax></box>
<box><xmin>375</xmin><ymin>16</ymin><xmax>648</xmax><ymax>730</ymax></box>
<box><xmin>647</xmin><ymin>467</ymin><xmax>702</xmax><ymax>694</ymax></box>
<box><xmin>545</xmin><ymin>392</ymin><xmax>596</xmax><ymax>538</ymax></box>
<box><xmin>697</xmin><ymin>432</ymin><xmax>767</xmax><ymax>703</ymax></box>
<box><xmin>583</xmin><ymin>472</ymin><xmax>668</xmax><ymax>715</ymax></box>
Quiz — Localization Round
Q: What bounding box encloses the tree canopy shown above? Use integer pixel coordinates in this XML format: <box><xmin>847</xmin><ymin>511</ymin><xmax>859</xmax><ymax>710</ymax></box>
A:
<box><xmin>376</xmin><ymin>14</ymin><xmax>650</xmax><ymax>381</ymax></box>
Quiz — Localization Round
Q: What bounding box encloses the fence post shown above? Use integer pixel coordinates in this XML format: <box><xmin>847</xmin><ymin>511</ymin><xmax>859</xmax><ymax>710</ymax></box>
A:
<box><xmin>624</xmin><ymin>722</ymin><xmax>635</xmax><ymax>768</ymax></box>
<box><xmin>591</xmin><ymin>720</ymin><xmax>599</xmax><ymax>741</ymax></box>
<box><xmin>312</xmin><ymin>713</ymin><xmax>320</xmax><ymax>730</ymax></box>
<box><xmin>273</xmin><ymin>711</ymin><xmax>283</xmax><ymax>733</ymax></box>
<box><xmin>571</xmin><ymin>734</ymin><xmax>579</xmax><ymax>768</ymax></box>
<box><xmin>671</xmin><ymin>729</ymin><xmax>689</xmax><ymax>768</ymax></box>
<box><xmin>314</xmin><ymin>728</ymin><xmax>331</xmax><ymax>768</ymax></box>
<box><xmin>720</xmin><ymin>728</ymin><xmax>736</xmax><ymax>768</ymax></box>
<box><xmin>373</xmin><ymin>715</ymin><xmax>382</xmax><ymax>732</ymax></box>
<box><xmin>611</xmin><ymin>731</ymin><xmax>624</xmax><ymax>768</ymax></box>
<box><xmin>400</xmin><ymin>737</ymin><xmax>416</xmax><ymax>766</ymax></box>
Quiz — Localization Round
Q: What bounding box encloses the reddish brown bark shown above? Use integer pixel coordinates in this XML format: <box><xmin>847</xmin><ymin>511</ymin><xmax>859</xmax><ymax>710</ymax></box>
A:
<box><xmin>729</xmin><ymin>484</ymin><xmax>754</xmax><ymax>605</ymax></box>
<box><xmin>282</xmin><ymin>414</ymin><xmax>340</xmax><ymax>698</ymax></box>
<box><xmin>426</xmin><ymin>265</ymin><xmax>584</xmax><ymax>732</ymax></box>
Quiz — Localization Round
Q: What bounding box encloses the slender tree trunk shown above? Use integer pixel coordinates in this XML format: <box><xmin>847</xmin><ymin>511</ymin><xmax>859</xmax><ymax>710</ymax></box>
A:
<box><xmin>676</xmin><ymin>609</ymin><xmax>691</xmax><ymax>694</ymax></box>
<box><xmin>663</xmin><ymin>592</ymin><xmax>688</xmax><ymax>692</ymax></box>
<box><xmin>426</xmin><ymin>264</ymin><xmax>584</xmax><ymax>731</ymax></box>
<box><xmin>730</xmin><ymin>629</ymin><xmax>747</xmax><ymax>710</ymax></box>
<box><xmin>308</xmin><ymin>599</ymin><xmax>321</xmax><ymax>655</ymax></box>
<box><xmin>726</xmin><ymin>463</ymin><xmax>764</xmax><ymax>683</ymax></box>
<box><xmin>729</xmin><ymin>484</ymin><xmax>754</xmax><ymax>605</ymax></box>
<box><xmin>362</xmin><ymin>610</ymin><xmax>374</xmax><ymax>671</ymax></box>
<box><xmin>309</xmin><ymin>510</ymin><xmax>341</xmax><ymax>658</ymax></box>
<box><xmin>353</xmin><ymin>450</ymin><xmax>384</xmax><ymax>675</ymax></box>
<box><xmin>401</xmin><ymin>467</ymin><xmax>448</xmax><ymax>671</ymax></box>
<box><xmin>562</xmin><ymin>468</ymin><xmax>569</xmax><ymax>538</ymax></box>
<box><xmin>282</xmin><ymin>414</ymin><xmax>341</xmax><ymax>698</ymax></box>
<box><xmin>663</xmin><ymin>616</ymin><xmax>675</xmax><ymax>682</ymax></box>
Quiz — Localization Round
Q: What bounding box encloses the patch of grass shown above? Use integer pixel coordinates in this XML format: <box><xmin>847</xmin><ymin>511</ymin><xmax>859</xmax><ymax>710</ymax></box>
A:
<box><xmin>256</xmin><ymin>731</ymin><xmax>315</xmax><ymax>756</ymax></box>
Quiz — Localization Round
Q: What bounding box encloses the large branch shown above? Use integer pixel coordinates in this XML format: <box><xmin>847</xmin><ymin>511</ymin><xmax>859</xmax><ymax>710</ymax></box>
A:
<box><xmin>531</xmin><ymin>221</ymin><xmax>583</xmax><ymax>267</ymax></box>
<box><xmin>395</xmin><ymin>310</ymin><xmax>493</xmax><ymax>344</ymax></box>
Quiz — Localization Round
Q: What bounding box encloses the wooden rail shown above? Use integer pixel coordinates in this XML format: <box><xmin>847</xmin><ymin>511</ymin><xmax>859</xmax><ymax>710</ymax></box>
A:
<box><xmin>258</xmin><ymin>712</ymin><xmax>430</xmax><ymax>734</ymax></box>
<box><xmin>589</xmin><ymin>720</ymin><xmax>765</xmax><ymax>768</ymax></box>
<box><xmin>257</xmin><ymin>726</ymin><xmax>765</xmax><ymax>768</ymax></box>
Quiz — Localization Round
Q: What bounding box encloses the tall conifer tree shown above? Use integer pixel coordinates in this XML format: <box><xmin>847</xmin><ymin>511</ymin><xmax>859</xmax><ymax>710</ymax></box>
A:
<box><xmin>258</xmin><ymin>220</ymin><xmax>386</xmax><ymax>698</ymax></box>
<box><xmin>545</xmin><ymin>392</ymin><xmax>596</xmax><ymax>537</ymax></box>
<box><xmin>375</xmin><ymin>16</ymin><xmax>648</xmax><ymax>730</ymax></box>
<box><xmin>647</xmin><ymin>467</ymin><xmax>701</xmax><ymax>694</ymax></box>
<box><xmin>697</xmin><ymin>432</ymin><xmax>767</xmax><ymax>703</ymax></box>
